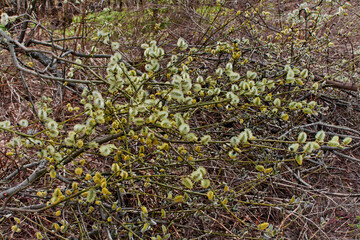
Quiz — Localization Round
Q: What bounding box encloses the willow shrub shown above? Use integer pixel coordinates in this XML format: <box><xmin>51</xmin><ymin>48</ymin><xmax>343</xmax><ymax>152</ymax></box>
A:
<box><xmin>1</xmin><ymin>37</ymin><xmax>350</xmax><ymax>239</ymax></box>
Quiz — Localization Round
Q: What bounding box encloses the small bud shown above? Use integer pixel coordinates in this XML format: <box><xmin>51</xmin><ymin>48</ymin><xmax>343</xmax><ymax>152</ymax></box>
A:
<box><xmin>19</xmin><ymin>119</ymin><xmax>29</xmax><ymax>127</ymax></box>
<box><xmin>257</xmin><ymin>222</ymin><xmax>269</xmax><ymax>230</ymax></box>
<box><xmin>200</xmin><ymin>135</ymin><xmax>211</xmax><ymax>145</ymax></box>
<box><xmin>255</xmin><ymin>165</ymin><xmax>265</xmax><ymax>172</ymax></box>
<box><xmin>298</xmin><ymin>132</ymin><xmax>307</xmax><ymax>143</ymax></box>
<box><xmin>179</xmin><ymin>123</ymin><xmax>190</xmax><ymax>135</ymax></box>
<box><xmin>288</xmin><ymin>143</ymin><xmax>299</xmax><ymax>152</ymax></box>
<box><xmin>201</xmin><ymin>179</ymin><xmax>211</xmax><ymax>188</ymax></box>
<box><xmin>342</xmin><ymin>137</ymin><xmax>352</xmax><ymax>145</ymax></box>
<box><xmin>174</xmin><ymin>195</ymin><xmax>184</xmax><ymax>203</ymax></box>
<box><xmin>182</xmin><ymin>177</ymin><xmax>193</xmax><ymax>189</ymax></box>
<box><xmin>295</xmin><ymin>155</ymin><xmax>303</xmax><ymax>165</ymax></box>
<box><xmin>207</xmin><ymin>190</ymin><xmax>214</xmax><ymax>200</ymax></box>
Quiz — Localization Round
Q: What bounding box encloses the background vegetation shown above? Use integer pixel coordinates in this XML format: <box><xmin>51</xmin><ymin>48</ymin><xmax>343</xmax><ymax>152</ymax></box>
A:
<box><xmin>0</xmin><ymin>0</ymin><xmax>360</xmax><ymax>239</ymax></box>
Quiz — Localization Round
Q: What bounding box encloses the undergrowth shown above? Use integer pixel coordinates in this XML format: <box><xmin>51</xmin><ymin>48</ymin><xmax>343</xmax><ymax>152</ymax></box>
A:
<box><xmin>0</xmin><ymin>0</ymin><xmax>360</xmax><ymax>239</ymax></box>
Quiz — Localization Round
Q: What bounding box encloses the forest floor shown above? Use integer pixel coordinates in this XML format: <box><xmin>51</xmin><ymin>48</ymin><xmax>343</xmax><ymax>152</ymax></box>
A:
<box><xmin>1</xmin><ymin>1</ymin><xmax>360</xmax><ymax>239</ymax></box>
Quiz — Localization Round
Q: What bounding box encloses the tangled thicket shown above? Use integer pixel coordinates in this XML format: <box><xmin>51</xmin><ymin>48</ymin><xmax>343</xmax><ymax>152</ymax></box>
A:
<box><xmin>1</xmin><ymin>0</ymin><xmax>360</xmax><ymax>239</ymax></box>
